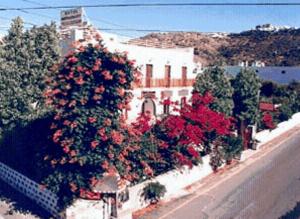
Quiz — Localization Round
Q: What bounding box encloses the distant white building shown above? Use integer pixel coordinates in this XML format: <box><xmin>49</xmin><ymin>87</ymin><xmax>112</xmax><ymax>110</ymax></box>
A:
<box><xmin>251</xmin><ymin>60</ymin><xmax>265</xmax><ymax>67</ymax></box>
<box><xmin>255</xmin><ymin>24</ymin><xmax>294</xmax><ymax>32</ymax></box>
<box><xmin>60</xmin><ymin>8</ymin><xmax>202</xmax><ymax>121</ymax></box>
<box><xmin>238</xmin><ymin>60</ymin><xmax>265</xmax><ymax>68</ymax></box>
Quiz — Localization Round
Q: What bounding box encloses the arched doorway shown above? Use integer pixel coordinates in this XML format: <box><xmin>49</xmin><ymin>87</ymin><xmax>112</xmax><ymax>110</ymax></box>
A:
<box><xmin>141</xmin><ymin>98</ymin><xmax>156</xmax><ymax>116</ymax></box>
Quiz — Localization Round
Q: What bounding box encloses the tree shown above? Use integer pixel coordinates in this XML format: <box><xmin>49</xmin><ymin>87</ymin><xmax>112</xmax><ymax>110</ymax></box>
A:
<box><xmin>232</xmin><ymin>68</ymin><xmax>261</xmax><ymax>139</ymax></box>
<box><xmin>0</xmin><ymin>17</ymin><xmax>31</xmax><ymax>133</ymax></box>
<box><xmin>193</xmin><ymin>66</ymin><xmax>234</xmax><ymax>116</ymax></box>
<box><xmin>27</xmin><ymin>22</ymin><xmax>60</xmax><ymax>112</ymax></box>
<box><xmin>43</xmin><ymin>37</ymin><xmax>147</xmax><ymax>207</ymax></box>
<box><xmin>0</xmin><ymin>17</ymin><xmax>60</xmax><ymax>135</ymax></box>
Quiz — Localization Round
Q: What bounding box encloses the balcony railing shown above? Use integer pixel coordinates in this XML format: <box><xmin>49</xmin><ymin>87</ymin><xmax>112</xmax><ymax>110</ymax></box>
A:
<box><xmin>137</xmin><ymin>78</ymin><xmax>195</xmax><ymax>88</ymax></box>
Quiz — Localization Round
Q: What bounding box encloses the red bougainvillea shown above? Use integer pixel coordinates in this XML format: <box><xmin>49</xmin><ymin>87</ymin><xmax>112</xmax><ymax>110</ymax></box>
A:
<box><xmin>154</xmin><ymin>92</ymin><xmax>232</xmax><ymax>168</ymax></box>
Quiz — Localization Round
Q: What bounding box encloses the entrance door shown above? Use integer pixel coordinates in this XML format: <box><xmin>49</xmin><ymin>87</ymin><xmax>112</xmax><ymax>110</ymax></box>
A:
<box><xmin>142</xmin><ymin>98</ymin><xmax>156</xmax><ymax>116</ymax></box>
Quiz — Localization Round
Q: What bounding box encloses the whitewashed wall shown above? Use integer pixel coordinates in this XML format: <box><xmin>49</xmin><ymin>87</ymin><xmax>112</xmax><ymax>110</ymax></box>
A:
<box><xmin>106</xmin><ymin>42</ymin><xmax>198</xmax><ymax>80</ymax></box>
<box><xmin>62</xmin><ymin>29</ymin><xmax>200</xmax><ymax>82</ymax></box>
<box><xmin>255</xmin><ymin>112</ymin><xmax>300</xmax><ymax>148</ymax></box>
<box><xmin>128</xmin><ymin>87</ymin><xmax>193</xmax><ymax>121</ymax></box>
<box><xmin>66</xmin><ymin>199</ymin><xmax>108</xmax><ymax>219</ymax></box>
<box><xmin>0</xmin><ymin>162</ymin><xmax>60</xmax><ymax>217</ymax></box>
<box><xmin>119</xmin><ymin>155</ymin><xmax>213</xmax><ymax>215</ymax></box>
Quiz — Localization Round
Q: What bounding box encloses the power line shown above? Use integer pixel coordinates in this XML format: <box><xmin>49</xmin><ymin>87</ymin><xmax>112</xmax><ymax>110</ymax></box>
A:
<box><xmin>1</xmin><ymin>2</ymin><xmax>300</xmax><ymax>11</ymax></box>
<box><xmin>90</xmin><ymin>17</ymin><xmax>131</xmax><ymax>29</ymax></box>
<box><xmin>0</xmin><ymin>15</ymin><xmax>35</xmax><ymax>26</ymax></box>
<box><xmin>18</xmin><ymin>8</ymin><xmax>57</xmax><ymax>20</ymax></box>
<box><xmin>20</xmin><ymin>0</ymin><xmax>124</xmax><ymax>27</ymax></box>
<box><xmin>18</xmin><ymin>0</ymin><xmax>58</xmax><ymax>20</ymax></box>
<box><xmin>19</xmin><ymin>0</ymin><xmax>135</xmax><ymax>33</ymax></box>
<box><xmin>20</xmin><ymin>0</ymin><xmax>47</xmax><ymax>7</ymax></box>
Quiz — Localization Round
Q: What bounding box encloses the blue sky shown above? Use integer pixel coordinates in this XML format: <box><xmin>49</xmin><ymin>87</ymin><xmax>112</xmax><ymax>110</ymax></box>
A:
<box><xmin>0</xmin><ymin>0</ymin><xmax>300</xmax><ymax>37</ymax></box>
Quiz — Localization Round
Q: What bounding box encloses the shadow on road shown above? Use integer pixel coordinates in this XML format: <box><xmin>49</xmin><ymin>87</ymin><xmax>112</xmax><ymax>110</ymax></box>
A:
<box><xmin>0</xmin><ymin>178</ymin><xmax>52</xmax><ymax>219</ymax></box>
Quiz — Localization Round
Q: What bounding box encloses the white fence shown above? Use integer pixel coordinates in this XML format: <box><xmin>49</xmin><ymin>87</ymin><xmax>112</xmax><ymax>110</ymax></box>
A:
<box><xmin>0</xmin><ymin>162</ymin><xmax>60</xmax><ymax>217</ymax></box>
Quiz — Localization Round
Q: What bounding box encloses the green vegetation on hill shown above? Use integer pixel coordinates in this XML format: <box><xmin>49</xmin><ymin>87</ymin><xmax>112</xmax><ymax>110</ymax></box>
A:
<box><xmin>132</xmin><ymin>27</ymin><xmax>300</xmax><ymax>66</ymax></box>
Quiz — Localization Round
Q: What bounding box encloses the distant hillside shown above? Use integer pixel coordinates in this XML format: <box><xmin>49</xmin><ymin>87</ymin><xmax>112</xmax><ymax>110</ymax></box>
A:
<box><xmin>129</xmin><ymin>25</ymin><xmax>300</xmax><ymax>66</ymax></box>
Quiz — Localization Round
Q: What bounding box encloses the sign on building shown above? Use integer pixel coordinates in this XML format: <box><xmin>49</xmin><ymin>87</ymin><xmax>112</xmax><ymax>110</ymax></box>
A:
<box><xmin>60</xmin><ymin>7</ymin><xmax>84</xmax><ymax>29</ymax></box>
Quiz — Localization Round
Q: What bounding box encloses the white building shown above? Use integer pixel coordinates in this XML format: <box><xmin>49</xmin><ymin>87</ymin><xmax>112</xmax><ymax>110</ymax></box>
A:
<box><xmin>60</xmin><ymin>8</ymin><xmax>202</xmax><ymax>121</ymax></box>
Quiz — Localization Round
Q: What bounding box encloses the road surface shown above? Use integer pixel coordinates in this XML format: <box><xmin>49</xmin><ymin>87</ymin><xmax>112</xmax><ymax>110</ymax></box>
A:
<box><xmin>140</xmin><ymin>126</ymin><xmax>300</xmax><ymax>219</ymax></box>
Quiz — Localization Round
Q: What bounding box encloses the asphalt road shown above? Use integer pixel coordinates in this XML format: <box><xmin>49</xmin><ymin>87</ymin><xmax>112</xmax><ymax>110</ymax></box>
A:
<box><xmin>140</xmin><ymin>126</ymin><xmax>300</xmax><ymax>219</ymax></box>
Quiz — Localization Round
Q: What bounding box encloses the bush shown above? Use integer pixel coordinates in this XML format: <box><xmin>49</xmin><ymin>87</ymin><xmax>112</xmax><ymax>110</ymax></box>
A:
<box><xmin>142</xmin><ymin>182</ymin><xmax>166</xmax><ymax>204</ymax></box>
<box><xmin>209</xmin><ymin>144</ymin><xmax>224</xmax><ymax>171</ymax></box>
<box><xmin>222</xmin><ymin>135</ymin><xmax>243</xmax><ymax>163</ymax></box>
<box><xmin>278</xmin><ymin>104</ymin><xmax>293</xmax><ymax>123</ymax></box>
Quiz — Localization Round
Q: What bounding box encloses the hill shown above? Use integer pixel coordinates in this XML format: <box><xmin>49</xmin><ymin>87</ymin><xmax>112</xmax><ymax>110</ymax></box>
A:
<box><xmin>128</xmin><ymin>25</ymin><xmax>300</xmax><ymax>66</ymax></box>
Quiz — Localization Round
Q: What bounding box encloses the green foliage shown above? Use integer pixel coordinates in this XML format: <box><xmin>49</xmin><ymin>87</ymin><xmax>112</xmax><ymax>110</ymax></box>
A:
<box><xmin>222</xmin><ymin>135</ymin><xmax>243</xmax><ymax>163</ymax></box>
<box><xmin>278</xmin><ymin>104</ymin><xmax>293</xmax><ymax>122</ymax></box>
<box><xmin>142</xmin><ymin>182</ymin><xmax>166</xmax><ymax>204</ymax></box>
<box><xmin>232</xmin><ymin>68</ymin><xmax>261</xmax><ymax>126</ymax></box>
<box><xmin>260</xmin><ymin>81</ymin><xmax>278</xmax><ymax>98</ymax></box>
<box><xmin>209</xmin><ymin>144</ymin><xmax>224</xmax><ymax>171</ymax></box>
<box><xmin>209</xmin><ymin>135</ymin><xmax>242</xmax><ymax>171</ymax></box>
<box><xmin>193</xmin><ymin>66</ymin><xmax>234</xmax><ymax>116</ymax></box>
<box><xmin>0</xmin><ymin>17</ymin><xmax>60</xmax><ymax>135</ymax></box>
<box><xmin>287</xmin><ymin>81</ymin><xmax>300</xmax><ymax>113</ymax></box>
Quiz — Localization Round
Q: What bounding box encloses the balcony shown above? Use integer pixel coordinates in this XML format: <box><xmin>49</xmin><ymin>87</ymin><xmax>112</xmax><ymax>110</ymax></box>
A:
<box><xmin>139</xmin><ymin>78</ymin><xmax>195</xmax><ymax>88</ymax></box>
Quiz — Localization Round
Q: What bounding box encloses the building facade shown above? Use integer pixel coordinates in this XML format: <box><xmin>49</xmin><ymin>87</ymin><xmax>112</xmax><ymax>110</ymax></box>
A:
<box><xmin>60</xmin><ymin>8</ymin><xmax>202</xmax><ymax>121</ymax></box>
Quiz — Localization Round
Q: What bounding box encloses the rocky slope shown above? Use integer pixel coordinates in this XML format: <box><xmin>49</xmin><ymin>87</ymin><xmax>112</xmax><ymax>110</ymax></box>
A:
<box><xmin>129</xmin><ymin>25</ymin><xmax>300</xmax><ymax>66</ymax></box>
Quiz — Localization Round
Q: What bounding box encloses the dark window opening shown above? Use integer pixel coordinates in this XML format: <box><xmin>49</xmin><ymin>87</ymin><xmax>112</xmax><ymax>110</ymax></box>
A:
<box><xmin>165</xmin><ymin>65</ymin><xmax>171</xmax><ymax>87</ymax></box>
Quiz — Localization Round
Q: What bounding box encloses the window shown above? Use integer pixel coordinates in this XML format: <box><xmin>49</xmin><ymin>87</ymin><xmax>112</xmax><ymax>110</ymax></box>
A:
<box><xmin>146</xmin><ymin>64</ymin><xmax>153</xmax><ymax>88</ymax></box>
<box><xmin>165</xmin><ymin>65</ymin><xmax>171</xmax><ymax>87</ymax></box>
<box><xmin>182</xmin><ymin>66</ymin><xmax>187</xmax><ymax>86</ymax></box>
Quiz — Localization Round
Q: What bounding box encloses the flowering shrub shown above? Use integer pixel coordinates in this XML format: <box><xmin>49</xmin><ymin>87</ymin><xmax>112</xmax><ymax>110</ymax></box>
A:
<box><xmin>154</xmin><ymin>92</ymin><xmax>232</xmax><ymax>169</ymax></box>
<box><xmin>43</xmin><ymin>37</ymin><xmax>146</xmax><ymax>207</ymax></box>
